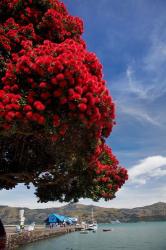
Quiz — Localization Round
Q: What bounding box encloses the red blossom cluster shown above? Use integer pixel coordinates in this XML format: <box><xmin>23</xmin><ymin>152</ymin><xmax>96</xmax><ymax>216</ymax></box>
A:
<box><xmin>0</xmin><ymin>0</ymin><xmax>83</xmax><ymax>43</ymax></box>
<box><xmin>0</xmin><ymin>18</ymin><xmax>37</xmax><ymax>53</ymax></box>
<box><xmin>93</xmin><ymin>144</ymin><xmax>128</xmax><ymax>199</ymax></box>
<box><xmin>38</xmin><ymin>8</ymin><xmax>83</xmax><ymax>42</ymax></box>
<box><xmin>1</xmin><ymin>39</ymin><xmax>115</xmax><ymax>138</ymax></box>
<box><xmin>0</xmin><ymin>0</ymin><xmax>128</xmax><ymax>202</ymax></box>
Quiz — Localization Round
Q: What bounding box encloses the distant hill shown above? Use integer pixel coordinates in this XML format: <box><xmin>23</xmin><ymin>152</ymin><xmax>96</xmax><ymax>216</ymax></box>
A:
<box><xmin>0</xmin><ymin>202</ymin><xmax>166</xmax><ymax>224</ymax></box>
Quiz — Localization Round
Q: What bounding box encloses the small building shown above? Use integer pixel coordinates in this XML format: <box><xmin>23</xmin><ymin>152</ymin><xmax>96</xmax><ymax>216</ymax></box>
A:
<box><xmin>45</xmin><ymin>214</ymin><xmax>77</xmax><ymax>227</ymax></box>
<box><xmin>45</xmin><ymin>213</ymin><xmax>65</xmax><ymax>226</ymax></box>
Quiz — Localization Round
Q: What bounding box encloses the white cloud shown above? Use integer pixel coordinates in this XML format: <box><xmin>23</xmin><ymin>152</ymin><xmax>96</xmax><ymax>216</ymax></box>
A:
<box><xmin>79</xmin><ymin>184</ymin><xmax>166</xmax><ymax>209</ymax></box>
<box><xmin>0</xmin><ymin>156</ymin><xmax>166</xmax><ymax>209</ymax></box>
<box><xmin>129</xmin><ymin>155</ymin><xmax>166</xmax><ymax>185</ymax></box>
<box><xmin>79</xmin><ymin>156</ymin><xmax>166</xmax><ymax>208</ymax></box>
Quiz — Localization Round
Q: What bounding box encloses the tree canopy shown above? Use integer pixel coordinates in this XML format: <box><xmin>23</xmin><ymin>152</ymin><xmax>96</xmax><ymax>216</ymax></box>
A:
<box><xmin>0</xmin><ymin>0</ymin><xmax>128</xmax><ymax>202</ymax></box>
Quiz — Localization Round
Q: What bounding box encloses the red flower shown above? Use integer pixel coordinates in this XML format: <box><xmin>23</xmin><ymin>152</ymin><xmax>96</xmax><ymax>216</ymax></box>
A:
<box><xmin>75</xmin><ymin>86</ymin><xmax>83</xmax><ymax>94</ymax></box>
<box><xmin>53</xmin><ymin>89</ymin><xmax>63</xmax><ymax>97</ymax></box>
<box><xmin>5</xmin><ymin>111</ymin><xmax>15</xmax><ymax>121</ymax></box>
<box><xmin>51</xmin><ymin>77</ymin><xmax>57</xmax><ymax>85</ymax></box>
<box><xmin>69</xmin><ymin>103</ymin><xmax>76</xmax><ymax>110</ymax></box>
<box><xmin>51</xmin><ymin>135</ymin><xmax>58</xmax><ymax>142</ymax></box>
<box><xmin>26</xmin><ymin>111</ymin><xmax>33</xmax><ymax>120</ymax></box>
<box><xmin>56</xmin><ymin>73</ymin><xmax>64</xmax><ymax>81</ymax></box>
<box><xmin>2</xmin><ymin>122</ymin><xmax>11</xmax><ymax>130</ymax></box>
<box><xmin>39</xmin><ymin>82</ymin><xmax>47</xmax><ymax>89</ymax></box>
<box><xmin>40</xmin><ymin>92</ymin><xmax>50</xmax><ymax>100</ymax></box>
<box><xmin>34</xmin><ymin>101</ymin><xmax>45</xmax><ymax>111</ymax></box>
<box><xmin>60</xmin><ymin>97</ymin><xmax>67</xmax><ymax>105</ymax></box>
<box><xmin>23</xmin><ymin>105</ymin><xmax>32</xmax><ymax>112</ymax></box>
<box><xmin>0</xmin><ymin>103</ymin><xmax>4</xmax><ymax>110</ymax></box>
<box><xmin>59</xmin><ymin>80</ymin><xmax>67</xmax><ymax>88</ymax></box>
<box><xmin>53</xmin><ymin>114</ymin><xmax>60</xmax><ymax>127</ymax></box>
<box><xmin>38</xmin><ymin>115</ymin><xmax>45</xmax><ymax>125</ymax></box>
<box><xmin>78</xmin><ymin>103</ymin><xmax>87</xmax><ymax>112</ymax></box>
<box><xmin>107</xmin><ymin>184</ymin><xmax>112</xmax><ymax>189</ymax></box>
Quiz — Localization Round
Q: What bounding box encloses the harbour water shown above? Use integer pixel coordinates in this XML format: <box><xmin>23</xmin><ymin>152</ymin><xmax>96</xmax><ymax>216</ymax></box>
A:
<box><xmin>19</xmin><ymin>222</ymin><xmax>166</xmax><ymax>250</ymax></box>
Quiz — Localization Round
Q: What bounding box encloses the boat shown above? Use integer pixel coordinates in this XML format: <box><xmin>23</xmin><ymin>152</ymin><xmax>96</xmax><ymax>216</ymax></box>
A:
<box><xmin>87</xmin><ymin>223</ymin><xmax>98</xmax><ymax>231</ymax></box>
<box><xmin>87</xmin><ymin>208</ymin><xmax>98</xmax><ymax>231</ymax></box>
<box><xmin>103</xmin><ymin>228</ymin><xmax>112</xmax><ymax>232</ymax></box>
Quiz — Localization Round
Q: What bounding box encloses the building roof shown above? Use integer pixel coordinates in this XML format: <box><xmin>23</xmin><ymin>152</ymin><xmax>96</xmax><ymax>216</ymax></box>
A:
<box><xmin>46</xmin><ymin>214</ymin><xmax>77</xmax><ymax>224</ymax></box>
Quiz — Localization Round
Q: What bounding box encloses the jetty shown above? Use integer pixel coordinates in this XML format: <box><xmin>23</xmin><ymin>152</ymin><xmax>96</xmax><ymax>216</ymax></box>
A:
<box><xmin>4</xmin><ymin>225</ymin><xmax>80</xmax><ymax>249</ymax></box>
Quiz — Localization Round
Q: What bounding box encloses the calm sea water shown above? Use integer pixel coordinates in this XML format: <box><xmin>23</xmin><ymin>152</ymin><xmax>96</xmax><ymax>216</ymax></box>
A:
<box><xmin>19</xmin><ymin>222</ymin><xmax>166</xmax><ymax>250</ymax></box>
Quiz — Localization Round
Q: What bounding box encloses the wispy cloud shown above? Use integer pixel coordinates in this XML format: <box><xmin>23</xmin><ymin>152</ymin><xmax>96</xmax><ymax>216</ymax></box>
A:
<box><xmin>112</xmin><ymin>29</ymin><xmax>166</xmax><ymax>128</ymax></box>
<box><xmin>110</xmin><ymin>13</ymin><xmax>166</xmax><ymax>130</ymax></box>
<box><xmin>126</xmin><ymin>67</ymin><xmax>149</xmax><ymax>99</ymax></box>
<box><xmin>144</xmin><ymin>21</ymin><xmax>166</xmax><ymax>72</ymax></box>
<box><xmin>118</xmin><ymin>104</ymin><xmax>161</xmax><ymax>127</ymax></box>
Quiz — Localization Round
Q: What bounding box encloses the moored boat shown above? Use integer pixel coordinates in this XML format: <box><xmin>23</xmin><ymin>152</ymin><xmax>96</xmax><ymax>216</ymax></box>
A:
<box><xmin>87</xmin><ymin>222</ymin><xmax>98</xmax><ymax>231</ymax></box>
<box><xmin>103</xmin><ymin>228</ymin><xmax>112</xmax><ymax>232</ymax></box>
<box><xmin>86</xmin><ymin>208</ymin><xmax>98</xmax><ymax>231</ymax></box>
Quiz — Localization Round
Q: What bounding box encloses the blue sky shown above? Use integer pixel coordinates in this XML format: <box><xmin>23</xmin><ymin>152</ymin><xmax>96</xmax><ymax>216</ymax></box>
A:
<box><xmin>0</xmin><ymin>0</ymin><xmax>166</xmax><ymax>208</ymax></box>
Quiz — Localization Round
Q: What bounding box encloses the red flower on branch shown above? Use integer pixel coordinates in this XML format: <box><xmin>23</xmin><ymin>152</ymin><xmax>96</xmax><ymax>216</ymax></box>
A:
<box><xmin>0</xmin><ymin>0</ymin><xmax>128</xmax><ymax>203</ymax></box>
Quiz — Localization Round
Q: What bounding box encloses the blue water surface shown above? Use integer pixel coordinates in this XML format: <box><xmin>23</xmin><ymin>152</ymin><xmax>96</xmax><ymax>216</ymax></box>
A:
<box><xmin>19</xmin><ymin>222</ymin><xmax>166</xmax><ymax>250</ymax></box>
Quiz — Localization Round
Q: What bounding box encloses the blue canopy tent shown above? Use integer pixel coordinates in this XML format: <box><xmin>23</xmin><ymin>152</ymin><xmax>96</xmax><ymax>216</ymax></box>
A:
<box><xmin>45</xmin><ymin>214</ymin><xmax>78</xmax><ymax>226</ymax></box>
<box><xmin>45</xmin><ymin>213</ymin><xmax>65</xmax><ymax>225</ymax></box>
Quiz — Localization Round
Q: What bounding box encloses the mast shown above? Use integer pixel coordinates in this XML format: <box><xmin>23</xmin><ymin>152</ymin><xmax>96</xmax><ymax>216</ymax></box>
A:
<box><xmin>92</xmin><ymin>208</ymin><xmax>94</xmax><ymax>222</ymax></box>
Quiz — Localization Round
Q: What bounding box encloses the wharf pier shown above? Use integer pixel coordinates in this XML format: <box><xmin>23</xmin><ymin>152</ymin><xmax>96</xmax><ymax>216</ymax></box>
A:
<box><xmin>4</xmin><ymin>226</ymin><xmax>80</xmax><ymax>250</ymax></box>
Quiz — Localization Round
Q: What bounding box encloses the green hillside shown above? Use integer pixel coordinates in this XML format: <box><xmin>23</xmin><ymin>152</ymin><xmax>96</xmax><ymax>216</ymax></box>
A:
<box><xmin>0</xmin><ymin>202</ymin><xmax>166</xmax><ymax>225</ymax></box>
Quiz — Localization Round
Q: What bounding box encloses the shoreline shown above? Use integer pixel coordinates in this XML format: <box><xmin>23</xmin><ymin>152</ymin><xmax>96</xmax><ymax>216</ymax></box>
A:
<box><xmin>5</xmin><ymin>226</ymin><xmax>79</xmax><ymax>250</ymax></box>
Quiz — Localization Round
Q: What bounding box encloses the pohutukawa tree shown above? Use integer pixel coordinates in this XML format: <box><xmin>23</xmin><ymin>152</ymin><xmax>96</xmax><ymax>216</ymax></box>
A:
<box><xmin>0</xmin><ymin>0</ymin><xmax>128</xmax><ymax>203</ymax></box>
